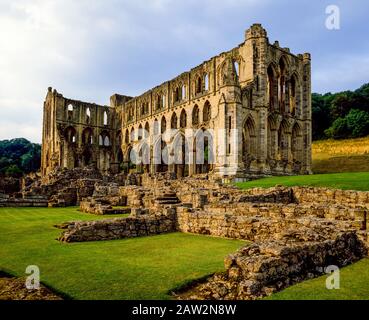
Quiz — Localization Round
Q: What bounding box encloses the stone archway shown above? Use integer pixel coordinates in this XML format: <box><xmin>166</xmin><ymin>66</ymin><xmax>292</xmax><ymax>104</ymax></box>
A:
<box><xmin>242</xmin><ymin>117</ymin><xmax>257</xmax><ymax>170</ymax></box>
<box><xmin>172</xmin><ymin>133</ymin><xmax>189</xmax><ymax>178</ymax></box>
<box><xmin>194</xmin><ymin>128</ymin><xmax>214</xmax><ymax>174</ymax></box>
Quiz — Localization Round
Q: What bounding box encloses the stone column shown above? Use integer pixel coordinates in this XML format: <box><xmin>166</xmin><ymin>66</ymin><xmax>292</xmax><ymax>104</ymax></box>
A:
<box><xmin>257</xmin><ymin>106</ymin><xmax>270</xmax><ymax>174</ymax></box>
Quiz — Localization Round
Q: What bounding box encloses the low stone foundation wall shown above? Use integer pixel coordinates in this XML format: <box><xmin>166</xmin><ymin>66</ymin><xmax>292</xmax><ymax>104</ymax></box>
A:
<box><xmin>57</xmin><ymin>182</ymin><xmax>369</xmax><ymax>300</ymax></box>
<box><xmin>176</xmin><ymin>232</ymin><xmax>367</xmax><ymax>300</ymax></box>
<box><xmin>80</xmin><ymin>199</ymin><xmax>131</xmax><ymax>215</ymax></box>
<box><xmin>59</xmin><ymin>211</ymin><xmax>176</xmax><ymax>242</ymax></box>
<box><xmin>176</xmin><ymin>209</ymin><xmax>364</xmax><ymax>242</ymax></box>
<box><xmin>0</xmin><ymin>195</ymin><xmax>48</xmax><ymax>207</ymax></box>
<box><xmin>242</xmin><ymin>186</ymin><xmax>369</xmax><ymax>208</ymax></box>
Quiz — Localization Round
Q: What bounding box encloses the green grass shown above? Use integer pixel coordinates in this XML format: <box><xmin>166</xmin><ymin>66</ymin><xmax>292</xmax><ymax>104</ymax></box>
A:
<box><xmin>236</xmin><ymin>172</ymin><xmax>369</xmax><ymax>191</ymax></box>
<box><xmin>267</xmin><ymin>258</ymin><xmax>369</xmax><ymax>300</ymax></box>
<box><xmin>0</xmin><ymin>207</ymin><xmax>244</xmax><ymax>300</ymax></box>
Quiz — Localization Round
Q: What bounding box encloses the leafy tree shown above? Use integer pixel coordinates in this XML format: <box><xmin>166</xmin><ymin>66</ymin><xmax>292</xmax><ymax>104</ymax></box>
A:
<box><xmin>5</xmin><ymin>164</ymin><xmax>23</xmax><ymax>177</ymax></box>
<box><xmin>312</xmin><ymin>83</ymin><xmax>369</xmax><ymax>140</ymax></box>
<box><xmin>346</xmin><ymin>109</ymin><xmax>369</xmax><ymax>138</ymax></box>
<box><xmin>324</xmin><ymin>117</ymin><xmax>349</xmax><ymax>139</ymax></box>
<box><xmin>0</xmin><ymin>138</ymin><xmax>41</xmax><ymax>177</ymax></box>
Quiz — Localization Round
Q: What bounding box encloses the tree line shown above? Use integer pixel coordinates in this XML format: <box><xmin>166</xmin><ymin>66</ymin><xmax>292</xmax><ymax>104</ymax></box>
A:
<box><xmin>312</xmin><ymin>83</ymin><xmax>369</xmax><ymax>140</ymax></box>
<box><xmin>0</xmin><ymin>138</ymin><xmax>41</xmax><ymax>177</ymax></box>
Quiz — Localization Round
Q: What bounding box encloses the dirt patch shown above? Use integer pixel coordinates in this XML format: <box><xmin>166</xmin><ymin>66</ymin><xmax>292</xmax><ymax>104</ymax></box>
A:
<box><xmin>0</xmin><ymin>275</ymin><xmax>63</xmax><ymax>300</ymax></box>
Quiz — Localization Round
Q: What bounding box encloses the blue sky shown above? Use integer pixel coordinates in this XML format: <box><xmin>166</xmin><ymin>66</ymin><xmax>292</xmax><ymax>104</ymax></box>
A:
<box><xmin>0</xmin><ymin>0</ymin><xmax>368</xmax><ymax>143</ymax></box>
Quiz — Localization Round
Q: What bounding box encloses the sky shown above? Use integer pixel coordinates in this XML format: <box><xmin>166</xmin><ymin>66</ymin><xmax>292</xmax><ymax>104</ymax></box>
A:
<box><xmin>0</xmin><ymin>0</ymin><xmax>368</xmax><ymax>143</ymax></box>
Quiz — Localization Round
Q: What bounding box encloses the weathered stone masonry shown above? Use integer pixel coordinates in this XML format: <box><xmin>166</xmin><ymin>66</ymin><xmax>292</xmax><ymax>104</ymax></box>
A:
<box><xmin>42</xmin><ymin>24</ymin><xmax>312</xmax><ymax>181</ymax></box>
<box><xmin>57</xmin><ymin>182</ymin><xmax>369</xmax><ymax>300</ymax></box>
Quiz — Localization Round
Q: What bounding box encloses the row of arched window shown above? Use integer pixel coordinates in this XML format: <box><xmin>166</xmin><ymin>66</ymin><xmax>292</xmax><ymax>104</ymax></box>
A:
<box><xmin>66</xmin><ymin>104</ymin><xmax>109</xmax><ymax>125</ymax></box>
<box><xmin>64</xmin><ymin>126</ymin><xmax>112</xmax><ymax>147</ymax></box>
<box><xmin>267</xmin><ymin>57</ymin><xmax>300</xmax><ymax>116</ymax></box>
<box><xmin>124</xmin><ymin>102</ymin><xmax>212</xmax><ymax>145</ymax></box>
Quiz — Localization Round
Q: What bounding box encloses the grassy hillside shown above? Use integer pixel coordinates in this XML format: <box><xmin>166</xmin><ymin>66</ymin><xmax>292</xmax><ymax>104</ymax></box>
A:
<box><xmin>236</xmin><ymin>172</ymin><xmax>369</xmax><ymax>191</ymax></box>
<box><xmin>312</xmin><ymin>137</ymin><xmax>369</xmax><ymax>173</ymax></box>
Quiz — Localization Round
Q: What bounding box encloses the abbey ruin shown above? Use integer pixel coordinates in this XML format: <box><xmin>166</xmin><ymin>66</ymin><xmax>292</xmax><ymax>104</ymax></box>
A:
<box><xmin>41</xmin><ymin>24</ymin><xmax>312</xmax><ymax>180</ymax></box>
<box><xmin>3</xmin><ymin>24</ymin><xmax>369</xmax><ymax>301</ymax></box>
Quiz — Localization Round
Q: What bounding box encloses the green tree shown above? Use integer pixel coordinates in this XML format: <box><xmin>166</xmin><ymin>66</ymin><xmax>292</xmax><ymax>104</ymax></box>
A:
<box><xmin>346</xmin><ymin>109</ymin><xmax>369</xmax><ymax>138</ymax></box>
<box><xmin>0</xmin><ymin>138</ymin><xmax>41</xmax><ymax>177</ymax></box>
<box><xmin>5</xmin><ymin>164</ymin><xmax>22</xmax><ymax>177</ymax></box>
<box><xmin>325</xmin><ymin>117</ymin><xmax>349</xmax><ymax>139</ymax></box>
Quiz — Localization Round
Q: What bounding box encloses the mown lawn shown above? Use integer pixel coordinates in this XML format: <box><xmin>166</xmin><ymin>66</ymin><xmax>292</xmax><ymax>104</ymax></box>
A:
<box><xmin>236</xmin><ymin>172</ymin><xmax>369</xmax><ymax>191</ymax></box>
<box><xmin>0</xmin><ymin>207</ymin><xmax>244</xmax><ymax>300</ymax></box>
<box><xmin>268</xmin><ymin>258</ymin><xmax>369</xmax><ymax>300</ymax></box>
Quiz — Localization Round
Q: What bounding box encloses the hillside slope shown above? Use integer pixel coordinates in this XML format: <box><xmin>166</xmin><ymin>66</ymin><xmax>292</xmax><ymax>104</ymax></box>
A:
<box><xmin>312</xmin><ymin>137</ymin><xmax>369</xmax><ymax>173</ymax></box>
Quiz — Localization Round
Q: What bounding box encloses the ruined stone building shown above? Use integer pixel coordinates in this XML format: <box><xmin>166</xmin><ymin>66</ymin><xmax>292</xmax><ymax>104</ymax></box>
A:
<box><xmin>42</xmin><ymin>24</ymin><xmax>312</xmax><ymax>180</ymax></box>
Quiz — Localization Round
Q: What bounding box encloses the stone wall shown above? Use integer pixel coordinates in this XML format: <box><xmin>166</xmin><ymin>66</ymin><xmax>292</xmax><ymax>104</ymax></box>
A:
<box><xmin>80</xmin><ymin>199</ymin><xmax>131</xmax><ymax>215</ymax></box>
<box><xmin>243</xmin><ymin>186</ymin><xmax>369</xmax><ymax>208</ymax></box>
<box><xmin>176</xmin><ymin>209</ymin><xmax>365</xmax><ymax>242</ymax></box>
<box><xmin>59</xmin><ymin>211</ymin><xmax>176</xmax><ymax>242</ymax></box>
<box><xmin>176</xmin><ymin>232</ymin><xmax>366</xmax><ymax>300</ymax></box>
<box><xmin>56</xmin><ymin>181</ymin><xmax>369</xmax><ymax>300</ymax></box>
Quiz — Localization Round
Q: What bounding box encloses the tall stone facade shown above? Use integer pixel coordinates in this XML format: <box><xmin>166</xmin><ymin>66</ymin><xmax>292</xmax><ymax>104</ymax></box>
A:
<box><xmin>42</xmin><ymin>24</ymin><xmax>312</xmax><ymax>180</ymax></box>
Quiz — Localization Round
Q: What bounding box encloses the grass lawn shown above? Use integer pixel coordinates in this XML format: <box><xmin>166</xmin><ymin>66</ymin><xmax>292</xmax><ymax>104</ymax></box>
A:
<box><xmin>268</xmin><ymin>258</ymin><xmax>369</xmax><ymax>300</ymax></box>
<box><xmin>0</xmin><ymin>207</ymin><xmax>245</xmax><ymax>300</ymax></box>
<box><xmin>235</xmin><ymin>172</ymin><xmax>369</xmax><ymax>191</ymax></box>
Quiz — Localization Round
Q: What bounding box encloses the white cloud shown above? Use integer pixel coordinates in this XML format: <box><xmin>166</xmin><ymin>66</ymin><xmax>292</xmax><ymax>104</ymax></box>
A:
<box><xmin>0</xmin><ymin>0</ymin><xmax>270</xmax><ymax>144</ymax></box>
<box><xmin>0</xmin><ymin>0</ymin><xmax>367</xmax><ymax>143</ymax></box>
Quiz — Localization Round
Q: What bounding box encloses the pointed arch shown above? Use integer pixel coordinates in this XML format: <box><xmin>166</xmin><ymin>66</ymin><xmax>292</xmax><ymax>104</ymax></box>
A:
<box><xmin>242</xmin><ymin>116</ymin><xmax>257</xmax><ymax>168</ymax></box>
<box><xmin>82</xmin><ymin>128</ymin><xmax>93</xmax><ymax>145</ymax></box>
<box><xmin>267</xmin><ymin>63</ymin><xmax>278</xmax><ymax>109</ymax></box>
<box><xmin>138</xmin><ymin>124</ymin><xmax>143</xmax><ymax>141</ymax></box>
<box><xmin>65</xmin><ymin>126</ymin><xmax>77</xmax><ymax>144</ymax></box>
<box><xmin>204</xmin><ymin>73</ymin><xmax>209</xmax><ymax>91</ymax></box>
<box><xmin>138</xmin><ymin>141</ymin><xmax>151</xmax><ymax>173</ymax></box>
<box><xmin>161</xmin><ymin>116</ymin><xmax>167</xmax><ymax>134</ymax></box>
<box><xmin>86</xmin><ymin>107</ymin><xmax>91</xmax><ymax>123</ymax></box>
<box><xmin>144</xmin><ymin>122</ymin><xmax>150</xmax><ymax>139</ymax></box>
<box><xmin>203</xmin><ymin>101</ymin><xmax>211</xmax><ymax>123</ymax></box>
<box><xmin>194</xmin><ymin>128</ymin><xmax>214</xmax><ymax>174</ymax></box>
<box><xmin>153</xmin><ymin>118</ymin><xmax>159</xmax><ymax>135</ymax></box>
<box><xmin>172</xmin><ymin>132</ymin><xmax>189</xmax><ymax>178</ymax></box>
<box><xmin>171</xmin><ymin>112</ymin><xmax>178</xmax><ymax>129</ymax></box>
<box><xmin>103</xmin><ymin>111</ymin><xmax>108</xmax><ymax>126</ymax></box>
<box><xmin>153</xmin><ymin>137</ymin><xmax>168</xmax><ymax>173</ymax></box>
<box><xmin>180</xmin><ymin>109</ymin><xmax>187</xmax><ymax>129</ymax></box>
<box><xmin>182</xmin><ymin>84</ymin><xmax>186</xmax><ymax>100</ymax></box>
<box><xmin>289</xmin><ymin>72</ymin><xmax>301</xmax><ymax>117</ymax></box>
<box><xmin>196</xmin><ymin>76</ymin><xmax>202</xmax><ymax>94</ymax></box>
<box><xmin>192</xmin><ymin>105</ymin><xmax>200</xmax><ymax>126</ymax></box>
<box><xmin>125</xmin><ymin>129</ymin><xmax>129</xmax><ymax>144</ymax></box>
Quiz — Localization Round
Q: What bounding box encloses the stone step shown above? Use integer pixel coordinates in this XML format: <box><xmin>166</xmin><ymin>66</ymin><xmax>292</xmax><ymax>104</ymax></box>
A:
<box><xmin>155</xmin><ymin>197</ymin><xmax>179</xmax><ymax>201</ymax></box>
<box><xmin>156</xmin><ymin>199</ymin><xmax>181</xmax><ymax>205</ymax></box>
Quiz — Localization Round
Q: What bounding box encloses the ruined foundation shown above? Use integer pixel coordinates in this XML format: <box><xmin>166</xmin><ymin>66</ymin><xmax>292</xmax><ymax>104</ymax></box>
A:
<box><xmin>54</xmin><ymin>175</ymin><xmax>369</xmax><ymax>300</ymax></box>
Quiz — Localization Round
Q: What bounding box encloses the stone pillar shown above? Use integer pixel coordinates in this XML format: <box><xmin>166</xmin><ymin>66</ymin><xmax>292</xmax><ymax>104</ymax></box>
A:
<box><xmin>257</xmin><ymin>106</ymin><xmax>270</xmax><ymax>174</ymax></box>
